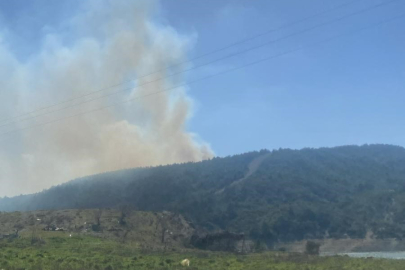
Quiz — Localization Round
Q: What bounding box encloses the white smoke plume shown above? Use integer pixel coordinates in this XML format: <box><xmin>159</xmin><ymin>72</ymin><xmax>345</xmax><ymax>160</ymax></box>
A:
<box><xmin>0</xmin><ymin>0</ymin><xmax>213</xmax><ymax>197</ymax></box>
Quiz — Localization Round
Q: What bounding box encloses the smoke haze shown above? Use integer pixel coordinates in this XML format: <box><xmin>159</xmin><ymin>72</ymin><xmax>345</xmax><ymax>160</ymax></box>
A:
<box><xmin>0</xmin><ymin>0</ymin><xmax>213</xmax><ymax>197</ymax></box>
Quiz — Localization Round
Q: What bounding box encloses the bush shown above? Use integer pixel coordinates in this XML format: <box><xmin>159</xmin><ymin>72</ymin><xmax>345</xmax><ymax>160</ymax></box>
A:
<box><xmin>305</xmin><ymin>241</ymin><xmax>320</xmax><ymax>255</ymax></box>
<box><xmin>92</xmin><ymin>224</ymin><xmax>102</xmax><ymax>232</ymax></box>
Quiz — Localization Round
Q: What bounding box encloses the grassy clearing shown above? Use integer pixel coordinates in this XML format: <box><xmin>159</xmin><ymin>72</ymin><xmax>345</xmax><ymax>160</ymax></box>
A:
<box><xmin>0</xmin><ymin>232</ymin><xmax>404</xmax><ymax>270</ymax></box>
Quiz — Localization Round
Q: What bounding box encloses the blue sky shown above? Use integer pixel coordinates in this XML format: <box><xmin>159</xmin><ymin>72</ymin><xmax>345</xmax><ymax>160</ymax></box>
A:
<box><xmin>163</xmin><ymin>0</ymin><xmax>405</xmax><ymax>156</ymax></box>
<box><xmin>1</xmin><ymin>0</ymin><xmax>404</xmax><ymax>159</ymax></box>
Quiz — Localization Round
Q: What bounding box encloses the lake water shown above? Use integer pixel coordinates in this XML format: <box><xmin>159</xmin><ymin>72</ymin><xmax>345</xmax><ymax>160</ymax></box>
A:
<box><xmin>323</xmin><ymin>252</ymin><xmax>405</xmax><ymax>260</ymax></box>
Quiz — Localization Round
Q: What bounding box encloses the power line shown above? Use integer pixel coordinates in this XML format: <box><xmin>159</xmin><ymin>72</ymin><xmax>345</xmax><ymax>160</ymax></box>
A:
<box><xmin>0</xmin><ymin>0</ymin><xmax>366</xmax><ymax>125</ymax></box>
<box><xmin>0</xmin><ymin>0</ymin><xmax>400</xmax><ymax>130</ymax></box>
<box><xmin>1</xmin><ymin>11</ymin><xmax>403</xmax><ymax>141</ymax></box>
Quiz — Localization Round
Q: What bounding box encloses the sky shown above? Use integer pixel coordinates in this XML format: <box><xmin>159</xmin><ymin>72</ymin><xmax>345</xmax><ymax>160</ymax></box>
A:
<box><xmin>161</xmin><ymin>0</ymin><xmax>405</xmax><ymax>155</ymax></box>
<box><xmin>0</xmin><ymin>0</ymin><xmax>404</xmax><ymax>196</ymax></box>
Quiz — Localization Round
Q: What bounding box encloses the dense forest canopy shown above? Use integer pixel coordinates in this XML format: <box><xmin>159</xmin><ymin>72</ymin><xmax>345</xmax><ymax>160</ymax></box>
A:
<box><xmin>2</xmin><ymin>144</ymin><xmax>405</xmax><ymax>243</ymax></box>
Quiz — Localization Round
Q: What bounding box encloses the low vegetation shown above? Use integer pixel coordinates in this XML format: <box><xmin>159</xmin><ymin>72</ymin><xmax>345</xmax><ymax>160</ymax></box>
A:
<box><xmin>0</xmin><ymin>209</ymin><xmax>193</xmax><ymax>250</ymax></box>
<box><xmin>1</xmin><ymin>233</ymin><xmax>405</xmax><ymax>270</ymax></box>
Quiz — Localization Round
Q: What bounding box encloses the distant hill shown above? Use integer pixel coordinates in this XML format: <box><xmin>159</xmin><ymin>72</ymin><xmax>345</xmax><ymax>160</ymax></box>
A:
<box><xmin>2</xmin><ymin>144</ymin><xmax>405</xmax><ymax>244</ymax></box>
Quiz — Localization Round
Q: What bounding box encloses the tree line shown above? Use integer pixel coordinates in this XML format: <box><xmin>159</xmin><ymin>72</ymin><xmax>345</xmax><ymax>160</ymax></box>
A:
<box><xmin>2</xmin><ymin>144</ymin><xmax>405</xmax><ymax>244</ymax></box>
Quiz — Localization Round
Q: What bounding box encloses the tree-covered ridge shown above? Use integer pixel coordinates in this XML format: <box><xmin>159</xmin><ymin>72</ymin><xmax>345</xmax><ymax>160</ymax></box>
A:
<box><xmin>0</xmin><ymin>150</ymin><xmax>265</xmax><ymax>212</ymax></box>
<box><xmin>2</xmin><ymin>144</ymin><xmax>405</xmax><ymax>244</ymax></box>
<box><xmin>218</xmin><ymin>145</ymin><xmax>405</xmax><ymax>243</ymax></box>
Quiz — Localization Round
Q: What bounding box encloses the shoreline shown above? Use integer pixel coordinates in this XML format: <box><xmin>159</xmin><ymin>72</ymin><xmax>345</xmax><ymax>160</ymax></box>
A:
<box><xmin>321</xmin><ymin>251</ymin><xmax>405</xmax><ymax>260</ymax></box>
<box><xmin>276</xmin><ymin>238</ymin><xmax>405</xmax><ymax>253</ymax></box>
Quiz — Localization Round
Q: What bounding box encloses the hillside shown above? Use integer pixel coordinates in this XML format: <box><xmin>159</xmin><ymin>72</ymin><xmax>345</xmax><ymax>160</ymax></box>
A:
<box><xmin>0</xmin><ymin>209</ymin><xmax>193</xmax><ymax>250</ymax></box>
<box><xmin>2</xmin><ymin>144</ymin><xmax>405</xmax><ymax>245</ymax></box>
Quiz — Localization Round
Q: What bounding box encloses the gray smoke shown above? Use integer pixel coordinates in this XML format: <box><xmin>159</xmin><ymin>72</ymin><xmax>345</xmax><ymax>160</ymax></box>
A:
<box><xmin>0</xmin><ymin>0</ymin><xmax>213</xmax><ymax>197</ymax></box>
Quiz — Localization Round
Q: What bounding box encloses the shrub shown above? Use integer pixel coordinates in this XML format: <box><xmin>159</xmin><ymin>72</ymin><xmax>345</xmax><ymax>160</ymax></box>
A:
<box><xmin>305</xmin><ymin>241</ymin><xmax>320</xmax><ymax>255</ymax></box>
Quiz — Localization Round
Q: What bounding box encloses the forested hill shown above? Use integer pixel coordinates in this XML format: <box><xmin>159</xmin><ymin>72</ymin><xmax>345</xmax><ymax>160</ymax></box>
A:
<box><xmin>2</xmin><ymin>144</ymin><xmax>405</xmax><ymax>243</ymax></box>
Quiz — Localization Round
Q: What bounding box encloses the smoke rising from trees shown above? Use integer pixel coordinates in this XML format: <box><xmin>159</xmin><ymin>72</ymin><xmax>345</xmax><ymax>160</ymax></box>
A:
<box><xmin>0</xmin><ymin>0</ymin><xmax>213</xmax><ymax>196</ymax></box>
